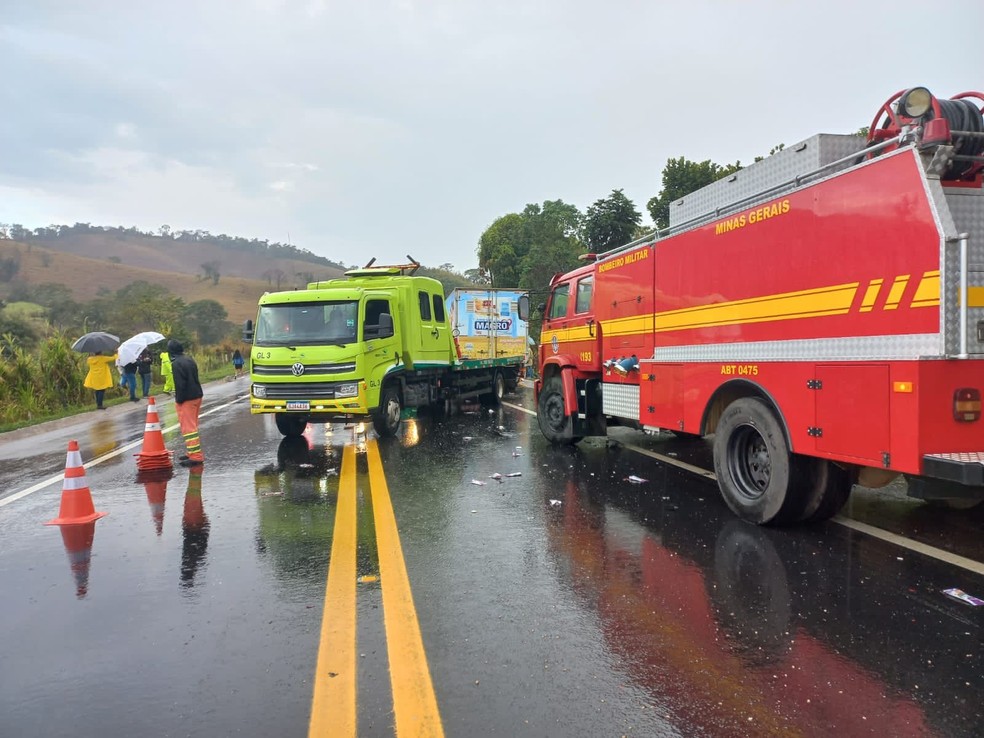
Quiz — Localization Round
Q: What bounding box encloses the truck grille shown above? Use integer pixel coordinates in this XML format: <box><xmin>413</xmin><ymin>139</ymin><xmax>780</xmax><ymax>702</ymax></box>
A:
<box><xmin>255</xmin><ymin>382</ymin><xmax>349</xmax><ymax>400</ymax></box>
<box><xmin>253</xmin><ymin>361</ymin><xmax>356</xmax><ymax>376</ymax></box>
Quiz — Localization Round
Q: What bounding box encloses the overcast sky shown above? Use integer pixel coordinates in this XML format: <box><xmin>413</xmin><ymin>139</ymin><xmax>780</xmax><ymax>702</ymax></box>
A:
<box><xmin>2</xmin><ymin>1</ymin><xmax>981</xmax><ymax>272</ymax></box>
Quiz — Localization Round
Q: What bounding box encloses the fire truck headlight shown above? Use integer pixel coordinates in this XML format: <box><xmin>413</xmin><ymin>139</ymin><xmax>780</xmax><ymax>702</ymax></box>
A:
<box><xmin>253</xmin><ymin>384</ymin><xmax>267</xmax><ymax>398</ymax></box>
<box><xmin>899</xmin><ymin>87</ymin><xmax>933</xmax><ymax>119</ymax></box>
<box><xmin>335</xmin><ymin>383</ymin><xmax>358</xmax><ymax>398</ymax></box>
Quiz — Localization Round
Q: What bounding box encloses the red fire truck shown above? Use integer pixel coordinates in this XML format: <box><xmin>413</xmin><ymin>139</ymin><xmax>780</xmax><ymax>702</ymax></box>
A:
<box><xmin>528</xmin><ymin>86</ymin><xmax>984</xmax><ymax>525</ymax></box>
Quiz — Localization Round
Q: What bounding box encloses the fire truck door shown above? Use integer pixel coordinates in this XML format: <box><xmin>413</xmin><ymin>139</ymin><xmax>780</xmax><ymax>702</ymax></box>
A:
<box><xmin>814</xmin><ymin>364</ymin><xmax>890</xmax><ymax>464</ymax></box>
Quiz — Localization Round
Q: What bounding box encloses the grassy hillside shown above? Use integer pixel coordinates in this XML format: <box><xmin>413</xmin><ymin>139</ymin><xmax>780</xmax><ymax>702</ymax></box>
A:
<box><xmin>20</xmin><ymin>232</ymin><xmax>346</xmax><ymax>283</ymax></box>
<box><xmin>2</xmin><ymin>240</ymin><xmax>273</xmax><ymax>323</ymax></box>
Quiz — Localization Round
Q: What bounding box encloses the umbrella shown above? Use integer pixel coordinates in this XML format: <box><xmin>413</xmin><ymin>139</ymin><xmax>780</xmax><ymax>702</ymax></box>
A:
<box><xmin>117</xmin><ymin>331</ymin><xmax>166</xmax><ymax>366</ymax></box>
<box><xmin>71</xmin><ymin>331</ymin><xmax>120</xmax><ymax>354</ymax></box>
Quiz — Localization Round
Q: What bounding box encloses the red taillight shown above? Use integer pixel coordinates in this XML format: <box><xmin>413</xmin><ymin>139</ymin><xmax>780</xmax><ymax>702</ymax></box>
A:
<box><xmin>953</xmin><ymin>388</ymin><xmax>981</xmax><ymax>422</ymax></box>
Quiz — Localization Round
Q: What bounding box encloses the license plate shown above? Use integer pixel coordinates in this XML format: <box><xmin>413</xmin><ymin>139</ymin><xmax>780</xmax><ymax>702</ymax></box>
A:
<box><xmin>286</xmin><ymin>401</ymin><xmax>310</xmax><ymax>411</ymax></box>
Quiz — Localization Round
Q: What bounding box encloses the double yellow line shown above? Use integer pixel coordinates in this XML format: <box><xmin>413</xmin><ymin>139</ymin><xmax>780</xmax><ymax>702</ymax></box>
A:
<box><xmin>309</xmin><ymin>439</ymin><xmax>443</xmax><ymax>737</ymax></box>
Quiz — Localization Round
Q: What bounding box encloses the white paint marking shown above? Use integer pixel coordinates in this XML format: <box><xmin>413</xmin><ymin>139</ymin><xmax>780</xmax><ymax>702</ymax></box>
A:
<box><xmin>0</xmin><ymin>395</ymin><xmax>249</xmax><ymax>508</ymax></box>
<box><xmin>501</xmin><ymin>399</ymin><xmax>984</xmax><ymax>577</ymax></box>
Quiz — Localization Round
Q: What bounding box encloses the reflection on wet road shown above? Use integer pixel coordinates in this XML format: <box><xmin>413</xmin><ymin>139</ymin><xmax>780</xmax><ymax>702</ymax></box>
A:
<box><xmin>0</xmin><ymin>386</ymin><xmax>982</xmax><ymax>737</ymax></box>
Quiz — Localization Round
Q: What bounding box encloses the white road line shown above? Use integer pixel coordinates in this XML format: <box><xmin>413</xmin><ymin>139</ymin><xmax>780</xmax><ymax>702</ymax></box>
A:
<box><xmin>0</xmin><ymin>395</ymin><xmax>249</xmax><ymax>509</ymax></box>
<box><xmin>833</xmin><ymin>517</ymin><xmax>984</xmax><ymax>576</ymax></box>
<box><xmin>502</xmin><ymin>399</ymin><xmax>984</xmax><ymax>577</ymax></box>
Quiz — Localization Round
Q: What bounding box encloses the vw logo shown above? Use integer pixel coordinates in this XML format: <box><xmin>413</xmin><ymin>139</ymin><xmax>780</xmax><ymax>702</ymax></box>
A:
<box><xmin>291</xmin><ymin>362</ymin><xmax>305</xmax><ymax>376</ymax></box>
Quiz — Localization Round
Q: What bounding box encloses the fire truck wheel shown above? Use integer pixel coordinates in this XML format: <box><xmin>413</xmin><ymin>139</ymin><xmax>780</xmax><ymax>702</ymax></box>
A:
<box><xmin>275</xmin><ymin>413</ymin><xmax>308</xmax><ymax>438</ymax></box>
<box><xmin>713</xmin><ymin>397</ymin><xmax>806</xmax><ymax>525</ymax></box>
<box><xmin>372</xmin><ymin>385</ymin><xmax>402</xmax><ymax>437</ymax></box>
<box><xmin>797</xmin><ymin>459</ymin><xmax>856</xmax><ymax>523</ymax></box>
<box><xmin>538</xmin><ymin>375</ymin><xmax>581</xmax><ymax>444</ymax></box>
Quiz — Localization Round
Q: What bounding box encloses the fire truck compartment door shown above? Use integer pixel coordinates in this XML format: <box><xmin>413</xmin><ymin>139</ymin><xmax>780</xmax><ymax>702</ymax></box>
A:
<box><xmin>814</xmin><ymin>364</ymin><xmax>890</xmax><ymax>464</ymax></box>
<box><xmin>639</xmin><ymin>362</ymin><xmax>683</xmax><ymax>431</ymax></box>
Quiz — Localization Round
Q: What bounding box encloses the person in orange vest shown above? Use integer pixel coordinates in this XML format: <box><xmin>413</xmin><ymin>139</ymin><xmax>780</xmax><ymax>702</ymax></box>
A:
<box><xmin>167</xmin><ymin>339</ymin><xmax>205</xmax><ymax>467</ymax></box>
<box><xmin>84</xmin><ymin>351</ymin><xmax>118</xmax><ymax>410</ymax></box>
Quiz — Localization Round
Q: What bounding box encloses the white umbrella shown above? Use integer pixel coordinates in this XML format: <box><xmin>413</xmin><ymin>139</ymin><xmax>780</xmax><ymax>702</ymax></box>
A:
<box><xmin>117</xmin><ymin>331</ymin><xmax>166</xmax><ymax>366</ymax></box>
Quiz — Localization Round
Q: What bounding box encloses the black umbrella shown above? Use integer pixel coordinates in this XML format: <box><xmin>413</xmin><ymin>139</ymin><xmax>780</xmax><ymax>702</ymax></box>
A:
<box><xmin>71</xmin><ymin>331</ymin><xmax>121</xmax><ymax>354</ymax></box>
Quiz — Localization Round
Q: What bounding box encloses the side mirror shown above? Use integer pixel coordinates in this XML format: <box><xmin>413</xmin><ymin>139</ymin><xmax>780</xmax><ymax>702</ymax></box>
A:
<box><xmin>378</xmin><ymin>313</ymin><xmax>395</xmax><ymax>339</ymax></box>
<box><xmin>517</xmin><ymin>294</ymin><xmax>530</xmax><ymax>321</ymax></box>
<box><xmin>243</xmin><ymin>318</ymin><xmax>254</xmax><ymax>343</ymax></box>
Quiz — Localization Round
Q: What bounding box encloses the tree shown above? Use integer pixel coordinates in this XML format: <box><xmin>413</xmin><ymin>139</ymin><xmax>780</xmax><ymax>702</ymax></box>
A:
<box><xmin>478</xmin><ymin>213</ymin><xmax>526</xmax><ymax>287</ymax></box>
<box><xmin>111</xmin><ymin>281</ymin><xmax>186</xmax><ymax>337</ymax></box>
<box><xmin>184</xmin><ymin>299</ymin><xmax>231</xmax><ymax>345</ymax></box>
<box><xmin>200</xmin><ymin>261</ymin><xmax>220</xmax><ymax>285</ymax></box>
<box><xmin>159</xmin><ymin>224</ymin><xmax>171</xmax><ymax>238</ymax></box>
<box><xmin>583</xmin><ymin>189</ymin><xmax>642</xmax><ymax>252</ymax></box>
<box><xmin>646</xmin><ymin>157</ymin><xmax>742</xmax><ymax>231</ymax></box>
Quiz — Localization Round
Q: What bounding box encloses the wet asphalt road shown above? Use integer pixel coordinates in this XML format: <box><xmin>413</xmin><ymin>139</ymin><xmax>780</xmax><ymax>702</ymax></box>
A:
<box><xmin>1</xmin><ymin>382</ymin><xmax>983</xmax><ymax>737</ymax></box>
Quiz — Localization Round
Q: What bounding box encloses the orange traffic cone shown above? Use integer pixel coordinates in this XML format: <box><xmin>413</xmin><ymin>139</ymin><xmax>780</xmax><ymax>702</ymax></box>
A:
<box><xmin>45</xmin><ymin>440</ymin><xmax>108</xmax><ymax>526</ymax></box>
<box><xmin>135</xmin><ymin>397</ymin><xmax>173</xmax><ymax>472</ymax></box>
<box><xmin>59</xmin><ymin>521</ymin><xmax>97</xmax><ymax>598</ymax></box>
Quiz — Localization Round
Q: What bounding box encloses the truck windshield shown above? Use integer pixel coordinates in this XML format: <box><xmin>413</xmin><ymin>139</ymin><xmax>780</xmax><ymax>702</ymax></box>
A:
<box><xmin>254</xmin><ymin>301</ymin><xmax>359</xmax><ymax>346</ymax></box>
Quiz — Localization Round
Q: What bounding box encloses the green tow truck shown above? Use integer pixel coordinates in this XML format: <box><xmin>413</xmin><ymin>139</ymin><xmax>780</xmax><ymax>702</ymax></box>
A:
<box><xmin>243</xmin><ymin>258</ymin><xmax>528</xmax><ymax>437</ymax></box>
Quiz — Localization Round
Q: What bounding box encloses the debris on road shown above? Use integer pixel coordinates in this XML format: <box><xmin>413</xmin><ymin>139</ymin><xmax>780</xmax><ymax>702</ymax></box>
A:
<box><xmin>943</xmin><ymin>588</ymin><xmax>984</xmax><ymax>607</ymax></box>
<box><xmin>513</xmin><ymin>447</ymin><xmax>522</xmax><ymax>457</ymax></box>
<box><xmin>489</xmin><ymin>473</ymin><xmax>502</xmax><ymax>482</ymax></box>
<box><xmin>549</xmin><ymin>499</ymin><xmax>562</xmax><ymax>507</ymax></box>
<box><xmin>471</xmin><ymin>479</ymin><xmax>487</xmax><ymax>486</ymax></box>
<box><xmin>505</xmin><ymin>472</ymin><xmax>522</xmax><ymax>478</ymax></box>
<box><xmin>625</xmin><ymin>475</ymin><xmax>648</xmax><ymax>484</ymax></box>
<box><xmin>463</xmin><ymin>436</ymin><xmax>474</xmax><ymax>441</ymax></box>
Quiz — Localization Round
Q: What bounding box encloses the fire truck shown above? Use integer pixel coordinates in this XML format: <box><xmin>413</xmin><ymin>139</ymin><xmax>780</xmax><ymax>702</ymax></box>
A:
<box><xmin>528</xmin><ymin>86</ymin><xmax>984</xmax><ymax>525</ymax></box>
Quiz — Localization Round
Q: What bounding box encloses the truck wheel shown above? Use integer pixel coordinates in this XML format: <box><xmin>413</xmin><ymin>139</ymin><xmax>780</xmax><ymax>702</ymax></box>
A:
<box><xmin>372</xmin><ymin>385</ymin><xmax>402</xmax><ymax>437</ymax></box>
<box><xmin>798</xmin><ymin>459</ymin><xmax>856</xmax><ymax>523</ymax></box>
<box><xmin>537</xmin><ymin>376</ymin><xmax>582</xmax><ymax>445</ymax></box>
<box><xmin>713</xmin><ymin>398</ymin><xmax>807</xmax><ymax>525</ymax></box>
<box><xmin>275</xmin><ymin>413</ymin><xmax>308</xmax><ymax>438</ymax></box>
<box><xmin>491</xmin><ymin>372</ymin><xmax>505</xmax><ymax>405</ymax></box>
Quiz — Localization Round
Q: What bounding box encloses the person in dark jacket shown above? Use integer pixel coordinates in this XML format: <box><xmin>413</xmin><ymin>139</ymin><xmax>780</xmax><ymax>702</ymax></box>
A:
<box><xmin>168</xmin><ymin>339</ymin><xmax>205</xmax><ymax>466</ymax></box>
<box><xmin>120</xmin><ymin>358</ymin><xmax>139</xmax><ymax>402</ymax></box>
<box><xmin>137</xmin><ymin>348</ymin><xmax>154</xmax><ymax>398</ymax></box>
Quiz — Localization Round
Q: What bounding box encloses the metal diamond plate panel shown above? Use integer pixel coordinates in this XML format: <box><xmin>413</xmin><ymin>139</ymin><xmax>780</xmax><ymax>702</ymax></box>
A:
<box><xmin>925</xmin><ymin>452</ymin><xmax>984</xmax><ymax>463</ymax></box>
<box><xmin>669</xmin><ymin>134</ymin><xmax>866</xmax><ymax>229</ymax></box>
<box><xmin>942</xmin><ymin>188</ymin><xmax>984</xmax><ymax>356</ymax></box>
<box><xmin>602</xmin><ymin>383</ymin><xmax>639</xmax><ymax>421</ymax></box>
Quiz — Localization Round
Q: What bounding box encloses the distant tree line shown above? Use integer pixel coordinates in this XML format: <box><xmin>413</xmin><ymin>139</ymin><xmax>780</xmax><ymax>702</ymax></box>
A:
<box><xmin>0</xmin><ymin>222</ymin><xmax>347</xmax><ymax>271</ymax></box>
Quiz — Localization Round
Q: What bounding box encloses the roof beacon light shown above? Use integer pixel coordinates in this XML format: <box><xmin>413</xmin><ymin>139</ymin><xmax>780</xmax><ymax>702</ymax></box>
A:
<box><xmin>899</xmin><ymin>87</ymin><xmax>933</xmax><ymax>119</ymax></box>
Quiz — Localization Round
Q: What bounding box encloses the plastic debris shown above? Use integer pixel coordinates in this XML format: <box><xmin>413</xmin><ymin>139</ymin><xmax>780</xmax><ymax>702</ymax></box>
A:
<box><xmin>549</xmin><ymin>499</ymin><xmax>562</xmax><ymax>507</ymax></box>
<box><xmin>357</xmin><ymin>574</ymin><xmax>379</xmax><ymax>584</ymax></box>
<box><xmin>489</xmin><ymin>473</ymin><xmax>503</xmax><ymax>481</ymax></box>
<box><xmin>463</xmin><ymin>436</ymin><xmax>474</xmax><ymax>441</ymax></box>
<box><xmin>625</xmin><ymin>475</ymin><xmax>648</xmax><ymax>484</ymax></box>
<box><xmin>505</xmin><ymin>472</ymin><xmax>522</xmax><ymax>478</ymax></box>
<box><xmin>512</xmin><ymin>446</ymin><xmax>522</xmax><ymax>457</ymax></box>
<box><xmin>470</xmin><ymin>479</ymin><xmax>487</xmax><ymax>486</ymax></box>
<box><xmin>943</xmin><ymin>588</ymin><xmax>984</xmax><ymax>606</ymax></box>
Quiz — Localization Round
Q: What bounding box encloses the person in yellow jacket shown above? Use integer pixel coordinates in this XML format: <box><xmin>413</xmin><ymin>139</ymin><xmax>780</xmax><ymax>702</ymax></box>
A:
<box><xmin>160</xmin><ymin>350</ymin><xmax>175</xmax><ymax>394</ymax></box>
<box><xmin>84</xmin><ymin>352</ymin><xmax>118</xmax><ymax>410</ymax></box>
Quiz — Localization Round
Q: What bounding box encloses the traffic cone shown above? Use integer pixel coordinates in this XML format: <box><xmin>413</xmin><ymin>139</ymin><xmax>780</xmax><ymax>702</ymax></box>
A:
<box><xmin>59</xmin><ymin>521</ymin><xmax>97</xmax><ymax>598</ymax></box>
<box><xmin>45</xmin><ymin>440</ymin><xmax>108</xmax><ymax>526</ymax></box>
<box><xmin>135</xmin><ymin>397</ymin><xmax>173</xmax><ymax>472</ymax></box>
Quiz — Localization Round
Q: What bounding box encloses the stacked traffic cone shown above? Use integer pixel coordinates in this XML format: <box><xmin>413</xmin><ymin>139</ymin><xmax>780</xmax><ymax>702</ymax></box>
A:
<box><xmin>59</xmin><ymin>521</ymin><xmax>97</xmax><ymax>598</ymax></box>
<box><xmin>45</xmin><ymin>440</ymin><xmax>108</xmax><ymax>526</ymax></box>
<box><xmin>134</xmin><ymin>397</ymin><xmax>173</xmax><ymax>472</ymax></box>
